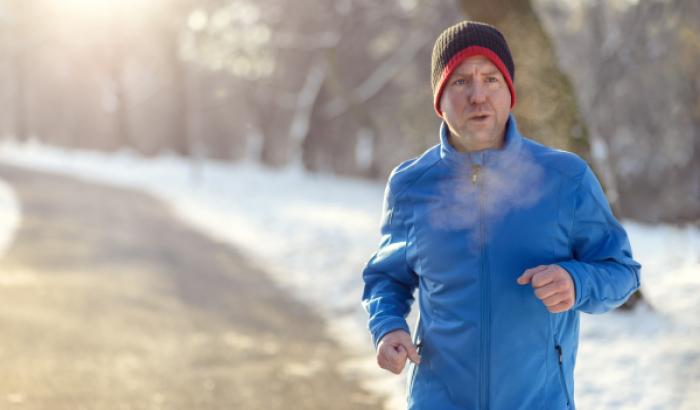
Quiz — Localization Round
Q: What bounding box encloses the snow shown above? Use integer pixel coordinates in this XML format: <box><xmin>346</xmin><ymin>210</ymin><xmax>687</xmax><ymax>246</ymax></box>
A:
<box><xmin>0</xmin><ymin>139</ymin><xmax>698</xmax><ymax>409</ymax></box>
<box><xmin>578</xmin><ymin>222</ymin><xmax>700</xmax><ymax>409</ymax></box>
<box><xmin>0</xmin><ymin>177</ymin><xmax>20</xmax><ymax>259</ymax></box>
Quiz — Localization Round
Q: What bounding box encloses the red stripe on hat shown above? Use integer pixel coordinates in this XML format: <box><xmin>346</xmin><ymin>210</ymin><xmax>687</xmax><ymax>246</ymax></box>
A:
<box><xmin>433</xmin><ymin>46</ymin><xmax>516</xmax><ymax>118</ymax></box>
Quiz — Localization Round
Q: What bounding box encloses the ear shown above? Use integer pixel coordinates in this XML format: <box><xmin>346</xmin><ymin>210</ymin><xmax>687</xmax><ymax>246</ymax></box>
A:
<box><xmin>438</xmin><ymin>92</ymin><xmax>449</xmax><ymax>117</ymax></box>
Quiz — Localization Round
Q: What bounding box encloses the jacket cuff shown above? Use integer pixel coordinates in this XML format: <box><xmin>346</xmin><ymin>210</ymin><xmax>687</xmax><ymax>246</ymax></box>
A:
<box><xmin>557</xmin><ymin>261</ymin><xmax>584</xmax><ymax>310</ymax></box>
<box><xmin>372</xmin><ymin>317</ymin><xmax>410</xmax><ymax>349</ymax></box>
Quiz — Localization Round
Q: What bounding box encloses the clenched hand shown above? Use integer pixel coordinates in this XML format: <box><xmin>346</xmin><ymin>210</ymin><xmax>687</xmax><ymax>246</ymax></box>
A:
<box><xmin>376</xmin><ymin>329</ymin><xmax>421</xmax><ymax>375</ymax></box>
<box><xmin>517</xmin><ymin>265</ymin><xmax>575</xmax><ymax>313</ymax></box>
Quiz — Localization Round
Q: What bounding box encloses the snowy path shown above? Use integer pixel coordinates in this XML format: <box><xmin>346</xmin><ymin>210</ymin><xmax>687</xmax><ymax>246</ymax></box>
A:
<box><xmin>0</xmin><ymin>141</ymin><xmax>698</xmax><ymax>409</ymax></box>
<box><xmin>0</xmin><ymin>163</ymin><xmax>380</xmax><ymax>409</ymax></box>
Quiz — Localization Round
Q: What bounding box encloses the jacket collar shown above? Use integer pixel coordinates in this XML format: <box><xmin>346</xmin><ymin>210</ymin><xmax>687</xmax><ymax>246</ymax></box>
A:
<box><xmin>439</xmin><ymin>113</ymin><xmax>523</xmax><ymax>169</ymax></box>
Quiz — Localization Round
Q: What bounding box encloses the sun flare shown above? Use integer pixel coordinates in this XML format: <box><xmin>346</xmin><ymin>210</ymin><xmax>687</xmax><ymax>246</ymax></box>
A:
<box><xmin>57</xmin><ymin>0</ymin><xmax>155</xmax><ymax>21</ymax></box>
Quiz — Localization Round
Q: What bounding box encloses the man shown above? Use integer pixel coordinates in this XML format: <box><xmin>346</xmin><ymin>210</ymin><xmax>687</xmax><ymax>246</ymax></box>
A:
<box><xmin>361</xmin><ymin>21</ymin><xmax>641</xmax><ymax>409</ymax></box>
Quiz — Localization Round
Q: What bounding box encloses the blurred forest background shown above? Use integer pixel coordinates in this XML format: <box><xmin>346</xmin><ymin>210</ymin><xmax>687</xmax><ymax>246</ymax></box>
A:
<box><xmin>0</xmin><ymin>0</ymin><xmax>697</xmax><ymax>224</ymax></box>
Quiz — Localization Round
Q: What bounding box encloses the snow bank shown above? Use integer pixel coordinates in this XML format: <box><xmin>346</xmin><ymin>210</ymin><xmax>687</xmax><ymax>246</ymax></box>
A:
<box><xmin>0</xmin><ymin>177</ymin><xmax>20</xmax><ymax>259</ymax></box>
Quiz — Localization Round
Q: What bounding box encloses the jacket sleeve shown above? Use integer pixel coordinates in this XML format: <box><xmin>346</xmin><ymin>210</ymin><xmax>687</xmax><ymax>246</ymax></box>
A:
<box><xmin>558</xmin><ymin>166</ymin><xmax>641</xmax><ymax>314</ymax></box>
<box><xmin>361</xmin><ymin>178</ymin><xmax>419</xmax><ymax>348</ymax></box>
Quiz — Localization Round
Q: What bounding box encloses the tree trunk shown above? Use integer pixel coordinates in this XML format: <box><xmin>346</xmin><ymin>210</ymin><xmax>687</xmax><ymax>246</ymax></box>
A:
<box><xmin>12</xmin><ymin>47</ymin><xmax>28</xmax><ymax>141</ymax></box>
<box><xmin>460</xmin><ymin>0</ymin><xmax>645</xmax><ymax>310</ymax></box>
<box><xmin>110</xmin><ymin>58</ymin><xmax>130</xmax><ymax>150</ymax></box>
<box><xmin>459</xmin><ymin>0</ymin><xmax>590</xmax><ymax>159</ymax></box>
<box><xmin>168</xmin><ymin>35</ymin><xmax>191</xmax><ymax>157</ymax></box>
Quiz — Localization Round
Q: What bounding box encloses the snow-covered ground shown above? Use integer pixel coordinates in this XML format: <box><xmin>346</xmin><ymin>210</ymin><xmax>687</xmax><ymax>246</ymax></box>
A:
<box><xmin>0</xmin><ymin>178</ymin><xmax>20</xmax><ymax>261</ymax></box>
<box><xmin>0</xmin><ymin>140</ymin><xmax>697</xmax><ymax>409</ymax></box>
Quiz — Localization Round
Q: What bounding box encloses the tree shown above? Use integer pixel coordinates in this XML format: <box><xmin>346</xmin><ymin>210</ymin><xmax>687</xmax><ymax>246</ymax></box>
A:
<box><xmin>461</xmin><ymin>0</ymin><xmax>646</xmax><ymax>310</ymax></box>
<box><xmin>0</xmin><ymin>0</ymin><xmax>40</xmax><ymax>141</ymax></box>
<box><xmin>534</xmin><ymin>0</ymin><xmax>700</xmax><ymax>224</ymax></box>
<box><xmin>458</xmin><ymin>0</ymin><xmax>590</xmax><ymax>158</ymax></box>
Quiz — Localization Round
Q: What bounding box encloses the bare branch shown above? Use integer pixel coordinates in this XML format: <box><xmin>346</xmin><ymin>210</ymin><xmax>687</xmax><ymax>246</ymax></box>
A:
<box><xmin>322</xmin><ymin>29</ymin><xmax>430</xmax><ymax>119</ymax></box>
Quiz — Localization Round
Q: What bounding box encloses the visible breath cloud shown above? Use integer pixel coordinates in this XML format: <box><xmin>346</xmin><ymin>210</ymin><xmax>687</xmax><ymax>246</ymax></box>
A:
<box><xmin>429</xmin><ymin>149</ymin><xmax>545</xmax><ymax>233</ymax></box>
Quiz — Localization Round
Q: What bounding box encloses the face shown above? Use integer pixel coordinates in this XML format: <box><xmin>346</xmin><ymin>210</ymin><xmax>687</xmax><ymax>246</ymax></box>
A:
<box><xmin>440</xmin><ymin>55</ymin><xmax>512</xmax><ymax>152</ymax></box>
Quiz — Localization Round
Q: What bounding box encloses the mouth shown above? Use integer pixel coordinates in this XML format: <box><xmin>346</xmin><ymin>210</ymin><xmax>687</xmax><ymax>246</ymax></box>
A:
<box><xmin>468</xmin><ymin>113</ymin><xmax>491</xmax><ymax>122</ymax></box>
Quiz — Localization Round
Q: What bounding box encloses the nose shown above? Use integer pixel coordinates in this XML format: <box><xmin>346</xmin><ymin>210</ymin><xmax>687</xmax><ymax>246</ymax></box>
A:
<box><xmin>468</xmin><ymin>81</ymin><xmax>487</xmax><ymax>105</ymax></box>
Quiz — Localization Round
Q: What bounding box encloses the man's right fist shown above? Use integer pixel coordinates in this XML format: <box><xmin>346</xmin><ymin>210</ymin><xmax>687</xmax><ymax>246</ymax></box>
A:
<box><xmin>376</xmin><ymin>329</ymin><xmax>421</xmax><ymax>374</ymax></box>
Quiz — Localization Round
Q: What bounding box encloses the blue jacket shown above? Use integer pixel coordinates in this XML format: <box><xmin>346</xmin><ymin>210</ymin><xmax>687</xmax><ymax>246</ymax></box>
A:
<box><xmin>362</xmin><ymin>115</ymin><xmax>641</xmax><ymax>409</ymax></box>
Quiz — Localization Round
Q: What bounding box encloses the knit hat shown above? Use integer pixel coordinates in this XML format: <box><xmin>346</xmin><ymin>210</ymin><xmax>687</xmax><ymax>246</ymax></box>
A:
<box><xmin>431</xmin><ymin>21</ymin><xmax>516</xmax><ymax>117</ymax></box>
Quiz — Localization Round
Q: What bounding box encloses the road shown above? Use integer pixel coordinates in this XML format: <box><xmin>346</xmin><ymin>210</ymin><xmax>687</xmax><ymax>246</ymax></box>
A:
<box><xmin>0</xmin><ymin>164</ymin><xmax>382</xmax><ymax>410</ymax></box>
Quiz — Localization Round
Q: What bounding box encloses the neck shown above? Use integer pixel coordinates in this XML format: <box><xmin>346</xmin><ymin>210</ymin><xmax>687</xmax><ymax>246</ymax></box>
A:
<box><xmin>448</xmin><ymin>129</ymin><xmax>505</xmax><ymax>153</ymax></box>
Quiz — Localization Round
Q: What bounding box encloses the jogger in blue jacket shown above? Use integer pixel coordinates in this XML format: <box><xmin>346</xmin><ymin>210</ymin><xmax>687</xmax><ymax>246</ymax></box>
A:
<box><xmin>361</xmin><ymin>21</ymin><xmax>641</xmax><ymax>410</ymax></box>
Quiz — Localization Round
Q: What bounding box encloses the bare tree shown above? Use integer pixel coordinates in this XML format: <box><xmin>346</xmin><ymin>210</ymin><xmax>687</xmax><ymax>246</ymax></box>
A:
<box><xmin>1</xmin><ymin>0</ymin><xmax>38</xmax><ymax>141</ymax></box>
<box><xmin>535</xmin><ymin>0</ymin><xmax>700</xmax><ymax>224</ymax></box>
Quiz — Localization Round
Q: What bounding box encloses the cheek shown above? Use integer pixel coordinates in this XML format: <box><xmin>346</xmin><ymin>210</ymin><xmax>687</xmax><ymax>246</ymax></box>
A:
<box><xmin>493</xmin><ymin>91</ymin><xmax>512</xmax><ymax>116</ymax></box>
<box><xmin>445</xmin><ymin>91</ymin><xmax>466</xmax><ymax>112</ymax></box>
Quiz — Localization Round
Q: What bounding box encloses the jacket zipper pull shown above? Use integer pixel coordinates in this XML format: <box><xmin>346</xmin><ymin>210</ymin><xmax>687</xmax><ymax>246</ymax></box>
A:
<box><xmin>471</xmin><ymin>164</ymin><xmax>481</xmax><ymax>186</ymax></box>
<box><xmin>555</xmin><ymin>345</ymin><xmax>563</xmax><ymax>363</ymax></box>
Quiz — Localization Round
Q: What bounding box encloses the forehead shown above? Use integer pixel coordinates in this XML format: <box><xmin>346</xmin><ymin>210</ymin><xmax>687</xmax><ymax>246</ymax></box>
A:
<box><xmin>452</xmin><ymin>55</ymin><xmax>499</xmax><ymax>74</ymax></box>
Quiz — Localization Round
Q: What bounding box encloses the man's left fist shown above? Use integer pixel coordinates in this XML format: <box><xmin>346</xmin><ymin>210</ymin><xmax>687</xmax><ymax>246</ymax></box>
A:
<box><xmin>517</xmin><ymin>265</ymin><xmax>575</xmax><ymax>313</ymax></box>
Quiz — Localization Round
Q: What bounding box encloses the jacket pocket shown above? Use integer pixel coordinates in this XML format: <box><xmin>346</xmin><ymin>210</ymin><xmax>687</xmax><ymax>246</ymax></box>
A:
<box><xmin>407</xmin><ymin>341</ymin><xmax>422</xmax><ymax>391</ymax></box>
<box><xmin>407</xmin><ymin>325</ymin><xmax>423</xmax><ymax>398</ymax></box>
<box><xmin>555</xmin><ymin>344</ymin><xmax>571</xmax><ymax>407</ymax></box>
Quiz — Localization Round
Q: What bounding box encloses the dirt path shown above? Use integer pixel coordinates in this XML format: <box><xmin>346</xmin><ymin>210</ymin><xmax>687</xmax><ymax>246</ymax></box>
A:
<box><xmin>0</xmin><ymin>164</ymin><xmax>382</xmax><ymax>410</ymax></box>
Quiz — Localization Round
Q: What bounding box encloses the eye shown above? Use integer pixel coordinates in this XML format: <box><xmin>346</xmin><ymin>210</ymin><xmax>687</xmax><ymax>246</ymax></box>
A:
<box><xmin>486</xmin><ymin>76</ymin><xmax>499</xmax><ymax>83</ymax></box>
<box><xmin>454</xmin><ymin>78</ymin><xmax>465</xmax><ymax>85</ymax></box>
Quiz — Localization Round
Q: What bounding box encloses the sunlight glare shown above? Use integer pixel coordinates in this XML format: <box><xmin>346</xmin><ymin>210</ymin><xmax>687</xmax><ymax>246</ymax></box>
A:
<box><xmin>59</xmin><ymin>0</ymin><xmax>153</xmax><ymax>19</ymax></box>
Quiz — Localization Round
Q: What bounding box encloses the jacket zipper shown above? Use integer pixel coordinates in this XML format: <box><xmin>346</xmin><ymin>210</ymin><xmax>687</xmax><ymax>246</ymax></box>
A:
<box><xmin>555</xmin><ymin>345</ymin><xmax>571</xmax><ymax>406</ymax></box>
<box><xmin>473</xmin><ymin>163</ymin><xmax>490</xmax><ymax>410</ymax></box>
